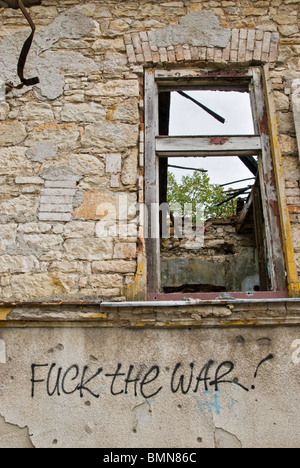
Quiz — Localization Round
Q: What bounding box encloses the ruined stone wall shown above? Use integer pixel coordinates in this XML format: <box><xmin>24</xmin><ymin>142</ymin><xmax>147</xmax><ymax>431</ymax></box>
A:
<box><xmin>0</xmin><ymin>0</ymin><xmax>299</xmax><ymax>302</ymax></box>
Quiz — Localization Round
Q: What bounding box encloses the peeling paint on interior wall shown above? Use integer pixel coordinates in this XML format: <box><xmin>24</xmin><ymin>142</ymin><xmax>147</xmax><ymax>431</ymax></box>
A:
<box><xmin>0</xmin><ymin>340</ymin><xmax>6</xmax><ymax>364</ymax></box>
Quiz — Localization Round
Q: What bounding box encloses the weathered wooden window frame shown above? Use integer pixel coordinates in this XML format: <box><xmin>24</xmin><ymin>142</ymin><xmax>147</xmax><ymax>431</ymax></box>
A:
<box><xmin>145</xmin><ymin>67</ymin><xmax>291</xmax><ymax>300</ymax></box>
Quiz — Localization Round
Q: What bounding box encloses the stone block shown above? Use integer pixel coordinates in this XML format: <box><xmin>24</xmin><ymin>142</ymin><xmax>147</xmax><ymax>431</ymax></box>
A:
<box><xmin>25</xmin><ymin>123</ymin><xmax>79</xmax><ymax>151</ymax></box>
<box><xmin>61</xmin><ymin>102</ymin><xmax>106</xmax><ymax>123</ymax></box>
<box><xmin>40</xmin><ymin>195</ymin><xmax>74</xmax><ymax>205</ymax></box>
<box><xmin>41</xmin><ymin>188</ymin><xmax>77</xmax><ymax>197</ymax></box>
<box><xmin>25</xmin><ymin>142</ymin><xmax>58</xmax><ymax>163</ymax></box>
<box><xmin>39</xmin><ymin>213</ymin><xmax>73</xmax><ymax>222</ymax></box>
<box><xmin>113</xmin><ymin>243</ymin><xmax>137</xmax><ymax>259</ymax></box>
<box><xmin>106</xmin><ymin>153</ymin><xmax>122</xmax><ymax>173</ymax></box>
<box><xmin>19</xmin><ymin>102</ymin><xmax>54</xmax><ymax>122</ymax></box>
<box><xmin>39</xmin><ymin>204</ymin><xmax>73</xmax><ymax>213</ymax></box>
<box><xmin>0</xmin><ymin>255</ymin><xmax>39</xmax><ymax>274</ymax></box>
<box><xmin>10</xmin><ymin>273</ymin><xmax>79</xmax><ymax>301</ymax></box>
<box><xmin>0</xmin><ymin>196</ymin><xmax>39</xmax><ymax>223</ymax></box>
<box><xmin>22</xmin><ymin>234</ymin><xmax>63</xmax><ymax>257</ymax></box>
<box><xmin>110</xmin><ymin>174</ymin><xmax>121</xmax><ymax>188</ymax></box>
<box><xmin>45</xmin><ymin>181</ymin><xmax>77</xmax><ymax>189</ymax></box>
<box><xmin>63</xmin><ymin>221</ymin><xmax>96</xmax><ymax>238</ymax></box>
<box><xmin>0</xmin><ymin>103</ymin><xmax>9</xmax><ymax>121</ymax></box>
<box><xmin>121</xmin><ymin>148</ymin><xmax>138</xmax><ymax>186</ymax></box>
<box><xmin>85</xmin><ymin>80</ymin><xmax>139</xmax><ymax>98</ymax></box>
<box><xmin>88</xmin><ymin>274</ymin><xmax>123</xmax><ymax>289</ymax></box>
<box><xmin>15</xmin><ymin>177</ymin><xmax>44</xmax><ymax>185</ymax></box>
<box><xmin>41</xmin><ymin>166</ymin><xmax>82</xmax><ymax>182</ymax></box>
<box><xmin>82</xmin><ymin>122</ymin><xmax>138</xmax><ymax>149</ymax></box>
<box><xmin>17</xmin><ymin>223</ymin><xmax>51</xmax><ymax>234</ymax></box>
<box><xmin>0</xmin><ymin>224</ymin><xmax>18</xmax><ymax>254</ymax></box>
<box><xmin>0</xmin><ymin>147</ymin><xmax>32</xmax><ymax>176</ymax></box>
<box><xmin>64</xmin><ymin>237</ymin><xmax>113</xmax><ymax>261</ymax></box>
<box><xmin>50</xmin><ymin>260</ymin><xmax>91</xmax><ymax>275</ymax></box>
<box><xmin>92</xmin><ymin>260</ymin><xmax>136</xmax><ymax>273</ymax></box>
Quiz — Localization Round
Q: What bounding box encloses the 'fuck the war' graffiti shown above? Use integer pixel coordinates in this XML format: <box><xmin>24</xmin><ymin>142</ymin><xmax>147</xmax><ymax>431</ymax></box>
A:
<box><xmin>30</xmin><ymin>355</ymin><xmax>274</xmax><ymax>400</ymax></box>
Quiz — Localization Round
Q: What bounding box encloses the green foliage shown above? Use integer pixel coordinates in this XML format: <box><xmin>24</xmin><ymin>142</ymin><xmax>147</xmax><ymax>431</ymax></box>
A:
<box><xmin>167</xmin><ymin>170</ymin><xmax>237</xmax><ymax>221</ymax></box>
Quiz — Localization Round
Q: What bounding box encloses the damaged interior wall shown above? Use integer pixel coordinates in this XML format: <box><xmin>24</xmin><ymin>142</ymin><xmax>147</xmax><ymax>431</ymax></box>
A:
<box><xmin>161</xmin><ymin>217</ymin><xmax>259</xmax><ymax>293</ymax></box>
<box><xmin>0</xmin><ymin>0</ymin><xmax>299</xmax><ymax>449</ymax></box>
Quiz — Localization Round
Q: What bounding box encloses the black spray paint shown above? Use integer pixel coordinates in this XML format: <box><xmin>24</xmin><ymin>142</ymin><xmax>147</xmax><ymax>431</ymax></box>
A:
<box><xmin>30</xmin><ymin>356</ymin><xmax>274</xmax><ymax>400</ymax></box>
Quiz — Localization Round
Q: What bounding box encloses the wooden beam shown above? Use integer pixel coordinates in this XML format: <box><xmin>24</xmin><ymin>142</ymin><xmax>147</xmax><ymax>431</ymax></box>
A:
<box><xmin>252</xmin><ymin>67</ymin><xmax>286</xmax><ymax>292</ymax></box>
<box><xmin>156</xmin><ymin>135</ymin><xmax>261</xmax><ymax>157</ymax></box>
<box><xmin>144</xmin><ymin>70</ymin><xmax>161</xmax><ymax>294</ymax></box>
<box><xmin>263</xmin><ymin>65</ymin><xmax>300</xmax><ymax>297</ymax></box>
<box><xmin>155</xmin><ymin>68</ymin><xmax>252</xmax><ymax>92</ymax></box>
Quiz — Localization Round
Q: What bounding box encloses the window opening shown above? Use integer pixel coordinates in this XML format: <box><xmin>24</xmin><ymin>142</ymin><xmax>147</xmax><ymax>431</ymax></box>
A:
<box><xmin>168</xmin><ymin>90</ymin><xmax>255</xmax><ymax>137</ymax></box>
<box><xmin>145</xmin><ymin>69</ymin><xmax>287</xmax><ymax>298</ymax></box>
<box><xmin>157</xmin><ymin>87</ymin><xmax>268</xmax><ymax>295</ymax></box>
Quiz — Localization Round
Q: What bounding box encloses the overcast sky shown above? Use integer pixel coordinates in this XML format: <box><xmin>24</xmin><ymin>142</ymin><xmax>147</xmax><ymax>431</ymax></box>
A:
<box><xmin>168</xmin><ymin>90</ymin><xmax>255</xmax><ymax>190</ymax></box>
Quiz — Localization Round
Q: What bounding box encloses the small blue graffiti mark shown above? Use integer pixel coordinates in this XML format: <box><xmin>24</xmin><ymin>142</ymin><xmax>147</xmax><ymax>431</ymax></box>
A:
<box><xmin>194</xmin><ymin>385</ymin><xmax>250</xmax><ymax>419</ymax></box>
<box><xmin>195</xmin><ymin>391</ymin><xmax>222</xmax><ymax>416</ymax></box>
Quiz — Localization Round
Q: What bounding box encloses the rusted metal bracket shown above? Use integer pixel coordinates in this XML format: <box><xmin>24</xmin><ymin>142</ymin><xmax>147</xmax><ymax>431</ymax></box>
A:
<box><xmin>15</xmin><ymin>0</ymin><xmax>39</xmax><ymax>89</ymax></box>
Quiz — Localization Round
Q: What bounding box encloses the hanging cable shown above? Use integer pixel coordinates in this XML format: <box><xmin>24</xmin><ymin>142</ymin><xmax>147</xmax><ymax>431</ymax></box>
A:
<box><xmin>15</xmin><ymin>0</ymin><xmax>39</xmax><ymax>89</ymax></box>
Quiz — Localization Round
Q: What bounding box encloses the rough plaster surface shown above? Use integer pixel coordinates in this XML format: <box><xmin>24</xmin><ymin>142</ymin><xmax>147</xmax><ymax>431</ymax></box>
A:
<box><xmin>0</xmin><ymin>327</ymin><xmax>299</xmax><ymax>448</ymax></box>
<box><xmin>0</xmin><ymin>415</ymin><xmax>34</xmax><ymax>448</ymax></box>
<box><xmin>149</xmin><ymin>11</ymin><xmax>231</xmax><ymax>48</ymax></box>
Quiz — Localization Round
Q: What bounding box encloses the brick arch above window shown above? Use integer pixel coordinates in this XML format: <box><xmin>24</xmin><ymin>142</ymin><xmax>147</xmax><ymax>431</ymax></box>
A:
<box><xmin>125</xmin><ymin>28</ymin><xmax>279</xmax><ymax>67</ymax></box>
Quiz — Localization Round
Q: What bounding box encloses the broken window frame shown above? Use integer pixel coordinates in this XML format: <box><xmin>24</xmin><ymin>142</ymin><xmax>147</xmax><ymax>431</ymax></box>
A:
<box><xmin>144</xmin><ymin>67</ymin><xmax>288</xmax><ymax>300</ymax></box>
